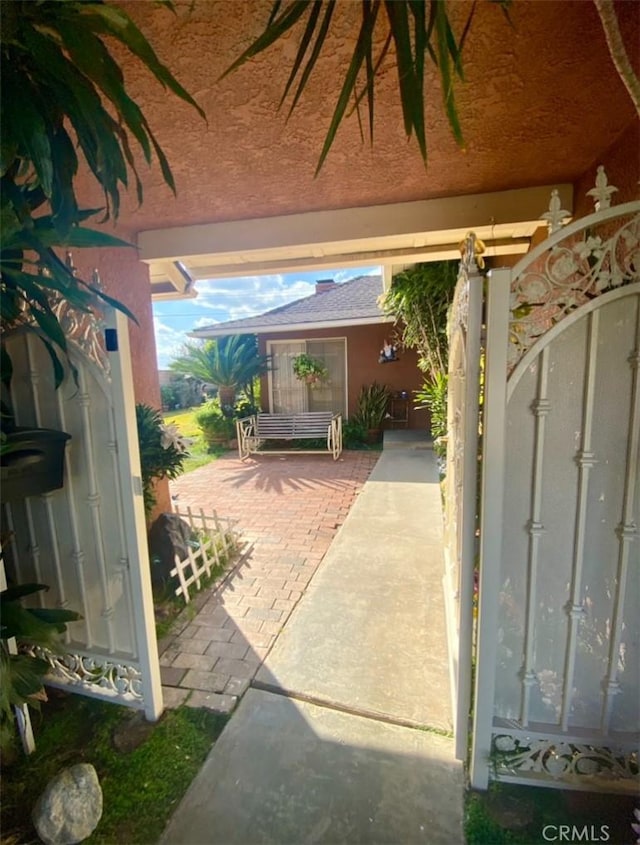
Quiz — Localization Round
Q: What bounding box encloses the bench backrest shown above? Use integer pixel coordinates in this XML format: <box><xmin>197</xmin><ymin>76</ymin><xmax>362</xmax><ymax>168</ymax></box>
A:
<box><xmin>256</xmin><ymin>412</ymin><xmax>337</xmax><ymax>439</ymax></box>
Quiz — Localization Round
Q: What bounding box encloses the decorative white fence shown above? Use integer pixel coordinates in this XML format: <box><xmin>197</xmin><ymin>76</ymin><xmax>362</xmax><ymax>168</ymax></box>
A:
<box><xmin>1</xmin><ymin>306</ymin><xmax>163</xmax><ymax>720</ymax></box>
<box><xmin>445</xmin><ymin>171</ymin><xmax>640</xmax><ymax>792</ymax></box>
<box><xmin>170</xmin><ymin>507</ymin><xmax>241</xmax><ymax>603</ymax></box>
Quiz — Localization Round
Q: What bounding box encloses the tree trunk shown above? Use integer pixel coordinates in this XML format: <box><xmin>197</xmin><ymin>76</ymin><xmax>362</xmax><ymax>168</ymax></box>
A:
<box><xmin>218</xmin><ymin>386</ymin><xmax>236</xmax><ymax>409</ymax></box>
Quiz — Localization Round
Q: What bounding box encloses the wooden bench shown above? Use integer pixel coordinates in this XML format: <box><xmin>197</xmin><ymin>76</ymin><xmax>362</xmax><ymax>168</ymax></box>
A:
<box><xmin>236</xmin><ymin>412</ymin><xmax>343</xmax><ymax>461</ymax></box>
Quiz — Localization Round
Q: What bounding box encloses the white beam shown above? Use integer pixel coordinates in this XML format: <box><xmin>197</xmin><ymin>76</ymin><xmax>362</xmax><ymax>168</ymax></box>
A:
<box><xmin>138</xmin><ymin>185</ymin><xmax>573</xmax><ymax>265</ymax></box>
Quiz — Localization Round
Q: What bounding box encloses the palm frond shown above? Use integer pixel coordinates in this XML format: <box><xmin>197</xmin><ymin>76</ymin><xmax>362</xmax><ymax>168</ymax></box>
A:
<box><xmin>222</xmin><ymin>0</ymin><xmax>501</xmax><ymax>172</ymax></box>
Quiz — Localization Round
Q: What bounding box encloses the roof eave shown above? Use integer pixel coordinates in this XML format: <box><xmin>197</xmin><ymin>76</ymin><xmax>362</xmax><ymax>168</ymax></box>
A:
<box><xmin>190</xmin><ymin>314</ymin><xmax>394</xmax><ymax>339</ymax></box>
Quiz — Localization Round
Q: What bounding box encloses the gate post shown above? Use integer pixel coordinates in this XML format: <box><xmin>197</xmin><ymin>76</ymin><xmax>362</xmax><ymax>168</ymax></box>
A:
<box><xmin>106</xmin><ymin>308</ymin><xmax>163</xmax><ymax>721</ymax></box>
<box><xmin>453</xmin><ymin>269</ymin><xmax>484</xmax><ymax>761</ymax></box>
<box><xmin>470</xmin><ymin>267</ymin><xmax>511</xmax><ymax>789</ymax></box>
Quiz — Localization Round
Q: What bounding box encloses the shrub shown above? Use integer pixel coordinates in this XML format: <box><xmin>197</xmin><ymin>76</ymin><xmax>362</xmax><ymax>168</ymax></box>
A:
<box><xmin>136</xmin><ymin>404</ymin><xmax>187</xmax><ymax>516</ymax></box>
<box><xmin>414</xmin><ymin>373</ymin><xmax>448</xmax><ymax>458</ymax></box>
<box><xmin>195</xmin><ymin>402</ymin><xmax>235</xmax><ymax>449</ymax></box>
<box><xmin>343</xmin><ymin>419</ymin><xmax>367</xmax><ymax>449</ymax></box>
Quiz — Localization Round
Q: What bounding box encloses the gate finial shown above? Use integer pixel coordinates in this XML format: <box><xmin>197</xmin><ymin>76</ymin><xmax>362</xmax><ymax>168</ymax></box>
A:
<box><xmin>540</xmin><ymin>190</ymin><xmax>572</xmax><ymax>235</ymax></box>
<box><xmin>587</xmin><ymin>165</ymin><xmax>618</xmax><ymax>211</ymax></box>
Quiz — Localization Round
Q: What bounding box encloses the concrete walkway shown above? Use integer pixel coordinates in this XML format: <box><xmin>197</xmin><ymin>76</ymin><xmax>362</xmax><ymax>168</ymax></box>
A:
<box><xmin>161</xmin><ymin>451</ymin><xmax>379</xmax><ymax>711</ymax></box>
<box><xmin>161</xmin><ymin>437</ymin><xmax>463</xmax><ymax>844</ymax></box>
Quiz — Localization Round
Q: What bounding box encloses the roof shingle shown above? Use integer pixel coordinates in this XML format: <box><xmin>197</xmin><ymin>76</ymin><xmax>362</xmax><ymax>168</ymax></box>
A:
<box><xmin>191</xmin><ymin>274</ymin><xmax>387</xmax><ymax>337</ymax></box>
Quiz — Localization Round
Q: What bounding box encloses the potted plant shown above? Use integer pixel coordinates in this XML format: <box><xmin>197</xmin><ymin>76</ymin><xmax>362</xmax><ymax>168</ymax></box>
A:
<box><xmin>352</xmin><ymin>382</ymin><xmax>392</xmax><ymax>444</ymax></box>
<box><xmin>195</xmin><ymin>402</ymin><xmax>235</xmax><ymax>450</ymax></box>
<box><xmin>0</xmin><ymin>427</ymin><xmax>72</xmax><ymax>503</ymax></box>
<box><xmin>292</xmin><ymin>353</ymin><xmax>328</xmax><ymax>386</ymax></box>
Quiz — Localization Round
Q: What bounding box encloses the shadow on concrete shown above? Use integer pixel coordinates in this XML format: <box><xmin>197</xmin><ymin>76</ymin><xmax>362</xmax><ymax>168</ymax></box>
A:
<box><xmin>160</xmin><ymin>687</ymin><xmax>463</xmax><ymax>845</ymax></box>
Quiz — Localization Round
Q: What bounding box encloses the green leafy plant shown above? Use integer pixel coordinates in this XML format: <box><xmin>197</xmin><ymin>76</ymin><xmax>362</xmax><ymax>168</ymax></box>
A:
<box><xmin>292</xmin><ymin>353</ymin><xmax>328</xmax><ymax>385</ymax></box>
<box><xmin>380</xmin><ymin>261</ymin><xmax>458</xmax><ymax>383</ymax></box>
<box><xmin>170</xmin><ymin>336</ymin><xmax>269</xmax><ymax>413</ymax></box>
<box><xmin>223</xmin><ymin>1</ymin><xmax>512</xmax><ymax>174</ymax></box>
<box><xmin>343</xmin><ymin>418</ymin><xmax>368</xmax><ymax>449</ymax></box>
<box><xmin>1</xmin><ymin>581</ymin><xmax>81</xmax><ymax>752</ymax></box>
<box><xmin>195</xmin><ymin>401</ymin><xmax>236</xmax><ymax>449</ymax></box>
<box><xmin>1</xmin><ymin>0</ymin><xmax>204</xmax><ymax>386</ymax></box>
<box><xmin>415</xmin><ymin>372</ymin><xmax>448</xmax><ymax>458</ymax></box>
<box><xmin>135</xmin><ymin>403</ymin><xmax>187</xmax><ymax>516</ymax></box>
<box><xmin>352</xmin><ymin>381</ymin><xmax>391</xmax><ymax>431</ymax></box>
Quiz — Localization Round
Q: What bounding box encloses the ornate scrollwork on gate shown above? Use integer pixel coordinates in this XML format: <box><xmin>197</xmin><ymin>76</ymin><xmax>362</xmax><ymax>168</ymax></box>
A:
<box><xmin>50</xmin><ymin>262</ymin><xmax>110</xmax><ymax>375</ymax></box>
<box><xmin>39</xmin><ymin>650</ymin><xmax>144</xmax><ymax>702</ymax></box>
<box><xmin>491</xmin><ymin>733</ymin><xmax>639</xmax><ymax>784</ymax></box>
<box><xmin>508</xmin><ymin>209</ymin><xmax>640</xmax><ymax>371</ymax></box>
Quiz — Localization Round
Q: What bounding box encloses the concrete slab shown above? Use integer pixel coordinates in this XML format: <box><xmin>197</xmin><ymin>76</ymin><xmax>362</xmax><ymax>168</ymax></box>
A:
<box><xmin>256</xmin><ymin>449</ymin><xmax>451</xmax><ymax>731</ymax></box>
<box><xmin>383</xmin><ymin>429</ymin><xmax>433</xmax><ymax>449</ymax></box>
<box><xmin>160</xmin><ymin>688</ymin><xmax>463</xmax><ymax>845</ymax></box>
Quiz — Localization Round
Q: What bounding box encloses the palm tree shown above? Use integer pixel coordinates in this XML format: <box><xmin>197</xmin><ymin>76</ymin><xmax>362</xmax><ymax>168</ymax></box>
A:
<box><xmin>169</xmin><ymin>335</ymin><xmax>269</xmax><ymax>412</ymax></box>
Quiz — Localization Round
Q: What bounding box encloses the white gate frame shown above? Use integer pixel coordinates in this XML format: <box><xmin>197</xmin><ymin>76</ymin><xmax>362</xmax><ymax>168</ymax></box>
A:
<box><xmin>2</xmin><ymin>306</ymin><xmax>163</xmax><ymax>722</ymax></box>
<box><xmin>106</xmin><ymin>308</ymin><xmax>163</xmax><ymax>721</ymax></box>
<box><xmin>470</xmin><ymin>195</ymin><xmax>640</xmax><ymax>790</ymax></box>
<box><xmin>443</xmin><ymin>244</ymin><xmax>484</xmax><ymax>761</ymax></box>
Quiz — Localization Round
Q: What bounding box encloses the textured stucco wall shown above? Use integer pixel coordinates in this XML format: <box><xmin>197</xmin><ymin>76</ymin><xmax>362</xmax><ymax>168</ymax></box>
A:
<box><xmin>74</xmin><ymin>0</ymin><xmax>639</xmax><ymax>235</ymax></box>
<box><xmin>573</xmin><ymin>121</ymin><xmax>640</xmax><ymax>219</ymax></box>
<box><xmin>258</xmin><ymin>325</ymin><xmax>428</xmax><ymax>431</ymax></box>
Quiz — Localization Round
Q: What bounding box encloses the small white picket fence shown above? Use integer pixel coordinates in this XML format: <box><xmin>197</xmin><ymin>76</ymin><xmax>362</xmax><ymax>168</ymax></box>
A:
<box><xmin>170</xmin><ymin>507</ymin><xmax>242</xmax><ymax>604</ymax></box>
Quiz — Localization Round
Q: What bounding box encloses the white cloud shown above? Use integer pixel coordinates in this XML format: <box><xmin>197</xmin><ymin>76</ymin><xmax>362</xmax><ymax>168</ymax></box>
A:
<box><xmin>195</xmin><ymin>275</ymin><xmax>315</xmax><ymax>318</ymax></box>
<box><xmin>154</xmin><ymin>317</ymin><xmax>189</xmax><ymax>369</ymax></box>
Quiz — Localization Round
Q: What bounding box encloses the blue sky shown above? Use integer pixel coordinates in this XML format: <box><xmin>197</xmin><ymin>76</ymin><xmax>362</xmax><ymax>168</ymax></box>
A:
<box><xmin>153</xmin><ymin>265</ymin><xmax>381</xmax><ymax>369</ymax></box>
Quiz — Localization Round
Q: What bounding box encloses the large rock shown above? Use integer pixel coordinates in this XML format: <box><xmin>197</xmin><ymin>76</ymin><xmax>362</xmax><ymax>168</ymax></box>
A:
<box><xmin>32</xmin><ymin>763</ymin><xmax>102</xmax><ymax>845</ymax></box>
<box><xmin>148</xmin><ymin>512</ymin><xmax>194</xmax><ymax>586</ymax></box>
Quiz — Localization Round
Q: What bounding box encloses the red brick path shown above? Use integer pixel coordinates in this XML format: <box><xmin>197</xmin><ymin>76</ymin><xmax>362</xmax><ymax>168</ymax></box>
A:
<box><xmin>159</xmin><ymin>450</ymin><xmax>379</xmax><ymax>712</ymax></box>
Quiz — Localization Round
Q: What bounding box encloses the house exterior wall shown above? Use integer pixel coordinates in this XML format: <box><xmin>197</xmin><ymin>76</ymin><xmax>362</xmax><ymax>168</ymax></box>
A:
<box><xmin>258</xmin><ymin>325</ymin><xmax>428</xmax><ymax>431</ymax></box>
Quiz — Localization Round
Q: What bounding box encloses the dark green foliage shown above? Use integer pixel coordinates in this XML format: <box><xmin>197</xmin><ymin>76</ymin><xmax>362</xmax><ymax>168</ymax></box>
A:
<box><xmin>1</xmin><ymin>0</ymin><xmax>203</xmax><ymax>385</ymax></box>
<box><xmin>223</xmin><ymin>2</ymin><xmax>511</xmax><ymax>173</ymax></box>
<box><xmin>135</xmin><ymin>403</ymin><xmax>187</xmax><ymax>515</ymax></box>
<box><xmin>352</xmin><ymin>382</ymin><xmax>391</xmax><ymax>430</ymax></box>
<box><xmin>0</xmin><ymin>581</ymin><xmax>81</xmax><ymax>751</ymax></box>
<box><xmin>343</xmin><ymin>418</ymin><xmax>368</xmax><ymax>448</ymax></box>
<box><xmin>380</xmin><ymin>261</ymin><xmax>458</xmax><ymax>383</ymax></box>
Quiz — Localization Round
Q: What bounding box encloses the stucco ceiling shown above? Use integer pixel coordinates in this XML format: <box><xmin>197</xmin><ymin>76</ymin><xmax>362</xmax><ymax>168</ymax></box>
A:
<box><xmin>100</xmin><ymin>0</ymin><xmax>638</xmax><ymax>240</ymax></box>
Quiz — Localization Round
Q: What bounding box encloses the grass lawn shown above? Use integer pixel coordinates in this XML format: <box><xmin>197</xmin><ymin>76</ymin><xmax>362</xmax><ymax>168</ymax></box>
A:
<box><xmin>1</xmin><ymin>693</ymin><xmax>227</xmax><ymax>844</ymax></box>
<box><xmin>465</xmin><ymin>782</ymin><xmax>638</xmax><ymax>844</ymax></box>
<box><xmin>163</xmin><ymin>407</ymin><xmax>228</xmax><ymax>473</ymax></box>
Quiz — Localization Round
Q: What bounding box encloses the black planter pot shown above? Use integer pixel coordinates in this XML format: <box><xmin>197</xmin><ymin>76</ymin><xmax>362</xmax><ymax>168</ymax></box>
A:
<box><xmin>1</xmin><ymin>428</ymin><xmax>72</xmax><ymax>502</ymax></box>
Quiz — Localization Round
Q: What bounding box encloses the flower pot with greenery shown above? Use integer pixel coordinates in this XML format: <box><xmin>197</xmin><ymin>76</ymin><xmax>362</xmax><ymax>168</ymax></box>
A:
<box><xmin>352</xmin><ymin>382</ymin><xmax>392</xmax><ymax>444</ymax></box>
<box><xmin>292</xmin><ymin>353</ymin><xmax>328</xmax><ymax>387</ymax></box>
<box><xmin>195</xmin><ymin>402</ymin><xmax>236</xmax><ymax>450</ymax></box>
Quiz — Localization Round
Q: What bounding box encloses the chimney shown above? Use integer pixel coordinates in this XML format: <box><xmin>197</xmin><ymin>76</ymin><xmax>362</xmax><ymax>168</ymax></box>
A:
<box><xmin>315</xmin><ymin>278</ymin><xmax>335</xmax><ymax>294</ymax></box>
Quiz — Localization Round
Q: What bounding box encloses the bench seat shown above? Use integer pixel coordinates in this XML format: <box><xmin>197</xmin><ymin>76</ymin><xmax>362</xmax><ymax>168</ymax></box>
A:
<box><xmin>236</xmin><ymin>412</ymin><xmax>342</xmax><ymax>460</ymax></box>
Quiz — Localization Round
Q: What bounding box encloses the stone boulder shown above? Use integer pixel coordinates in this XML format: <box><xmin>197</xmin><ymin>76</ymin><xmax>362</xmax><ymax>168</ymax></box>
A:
<box><xmin>148</xmin><ymin>512</ymin><xmax>194</xmax><ymax>586</ymax></box>
<box><xmin>32</xmin><ymin>763</ymin><xmax>102</xmax><ymax>845</ymax></box>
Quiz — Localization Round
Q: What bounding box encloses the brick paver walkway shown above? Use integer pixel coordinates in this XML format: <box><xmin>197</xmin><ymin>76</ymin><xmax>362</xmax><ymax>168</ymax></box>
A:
<box><xmin>159</xmin><ymin>450</ymin><xmax>380</xmax><ymax>713</ymax></box>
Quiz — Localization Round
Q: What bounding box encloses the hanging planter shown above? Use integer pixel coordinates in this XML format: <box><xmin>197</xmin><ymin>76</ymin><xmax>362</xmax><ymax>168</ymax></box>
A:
<box><xmin>292</xmin><ymin>353</ymin><xmax>328</xmax><ymax>387</ymax></box>
<box><xmin>0</xmin><ymin>428</ymin><xmax>71</xmax><ymax>502</ymax></box>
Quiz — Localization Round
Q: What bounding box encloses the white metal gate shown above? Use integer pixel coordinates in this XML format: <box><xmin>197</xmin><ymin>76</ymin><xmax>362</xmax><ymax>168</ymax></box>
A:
<box><xmin>2</xmin><ymin>306</ymin><xmax>162</xmax><ymax>720</ymax></box>
<box><xmin>470</xmin><ymin>188</ymin><xmax>640</xmax><ymax>791</ymax></box>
